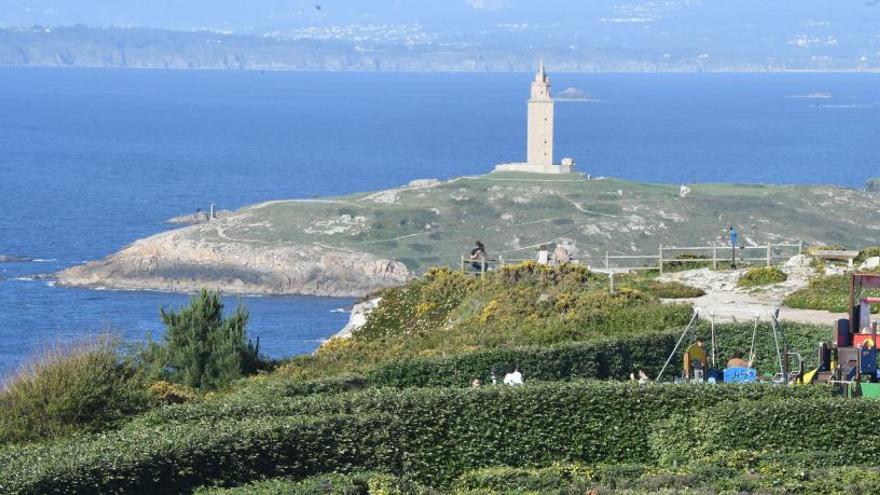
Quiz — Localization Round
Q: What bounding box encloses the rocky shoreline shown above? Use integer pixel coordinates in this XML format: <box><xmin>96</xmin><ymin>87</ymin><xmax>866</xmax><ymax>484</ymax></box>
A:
<box><xmin>56</xmin><ymin>224</ymin><xmax>413</xmax><ymax>298</ymax></box>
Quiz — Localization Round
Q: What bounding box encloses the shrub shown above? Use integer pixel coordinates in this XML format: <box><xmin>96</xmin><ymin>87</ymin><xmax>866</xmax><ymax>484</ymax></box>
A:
<box><xmin>0</xmin><ymin>337</ymin><xmax>150</xmax><ymax>445</ymax></box>
<box><xmin>855</xmin><ymin>246</ymin><xmax>880</xmax><ymax>265</ymax></box>
<box><xmin>366</xmin><ymin>321</ymin><xmax>827</xmax><ymax>388</ymax></box>
<box><xmin>148</xmin><ymin>289</ymin><xmax>262</xmax><ymax>391</ymax></box>
<box><xmin>650</xmin><ymin>397</ymin><xmax>880</xmax><ymax>467</ymax></box>
<box><xmin>148</xmin><ymin>381</ymin><xmax>200</xmax><ymax>405</ymax></box>
<box><xmin>367</xmin><ymin>331</ymin><xmax>684</xmax><ymax>387</ymax></box>
<box><xmin>645</xmin><ymin>281</ymin><xmax>705</xmax><ymax>299</ymax></box>
<box><xmin>283</xmin><ymin>265</ymin><xmax>695</xmax><ymax>380</ymax></box>
<box><xmin>0</xmin><ymin>382</ymin><xmax>836</xmax><ymax>493</ymax></box>
<box><xmin>737</xmin><ymin>266</ymin><xmax>788</xmax><ymax>288</ymax></box>
<box><xmin>195</xmin><ymin>472</ymin><xmax>435</xmax><ymax>495</ymax></box>
<box><xmin>665</xmin><ymin>253</ymin><xmax>712</xmax><ymax>271</ymax></box>
<box><xmin>785</xmin><ymin>274</ymin><xmax>880</xmax><ymax>313</ymax></box>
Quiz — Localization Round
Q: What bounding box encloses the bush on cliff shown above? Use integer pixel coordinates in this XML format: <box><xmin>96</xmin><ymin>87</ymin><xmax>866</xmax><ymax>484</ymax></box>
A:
<box><xmin>145</xmin><ymin>289</ymin><xmax>263</xmax><ymax>391</ymax></box>
<box><xmin>0</xmin><ymin>337</ymin><xmax>150</xmax><ymax>445</ymax></box>
<box><xmin>283</xmin><ymin>264</ymin><xmax>695</xmax><ymax>379</ymax></box>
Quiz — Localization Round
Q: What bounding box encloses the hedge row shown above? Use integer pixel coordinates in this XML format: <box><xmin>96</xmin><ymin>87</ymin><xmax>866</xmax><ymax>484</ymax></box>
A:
<box><xmin>196</xmin><ymin>472</ymin><xmax>436</xmax><ymax>495</ymax></box>
<box><xmin>455</xmin><ymin>460</ymin><xmax>880</xmax><ymax>495</ymax></box>
<box><xmin>200</xmin><ymin>458</ymin><xmax>880</xmax><ymax>495</ymax></box>
<box><xmin>367</xmin><ymin>331</ymin><xmax>683</xmax><ymax>387</ymax></box>
<box><xmin>0</xmin><ymin>382</ymin><xmax>835</xmax><ymax>493</ymax></box>
<box><xmin>651</xmin><ymin>397</ymin><xmax>880</xmax><ymax>466</ymax></box>
<box><xmin>368</xmin><ymin>321</ymin><xmax>827</xmax><ymax>388</ymax></box>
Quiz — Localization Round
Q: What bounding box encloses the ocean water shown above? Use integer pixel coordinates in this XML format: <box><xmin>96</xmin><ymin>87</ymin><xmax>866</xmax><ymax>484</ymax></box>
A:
<box><xmin>1</xmin><ymin>68</ymin><xmax>879</xmax><ymax>376</ymax></box>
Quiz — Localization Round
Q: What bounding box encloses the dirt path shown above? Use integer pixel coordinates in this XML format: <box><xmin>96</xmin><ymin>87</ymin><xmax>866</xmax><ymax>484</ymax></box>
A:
<box><xmin>659</xmin><ymin>266</ymin><xmax>845</xmax><ymax>326</ymax></box>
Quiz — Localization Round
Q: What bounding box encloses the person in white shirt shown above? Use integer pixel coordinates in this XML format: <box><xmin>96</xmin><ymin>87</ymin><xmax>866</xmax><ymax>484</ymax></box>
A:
<box><xmin>503</xmin><ymin>367</ymin><xmax>524</xmax><ymax>386</ymax></box>
<box><xmin>536</xmin><ymin>245</ymin><xmax>550</xmax><ymax>265</ymax></box>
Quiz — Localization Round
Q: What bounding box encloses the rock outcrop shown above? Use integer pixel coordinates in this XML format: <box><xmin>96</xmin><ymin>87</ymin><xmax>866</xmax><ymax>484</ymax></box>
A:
<box><xmin>57</xmin><ymin>227</ymin><xmax>413</xmax><ymax>297</ymax></box>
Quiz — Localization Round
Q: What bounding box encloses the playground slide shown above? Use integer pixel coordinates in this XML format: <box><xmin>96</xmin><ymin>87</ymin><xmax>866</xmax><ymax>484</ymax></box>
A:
<box><xmin>802</xmin><ymin>367</ymin><xmax>818</xmax><ymax>384</ymax></box>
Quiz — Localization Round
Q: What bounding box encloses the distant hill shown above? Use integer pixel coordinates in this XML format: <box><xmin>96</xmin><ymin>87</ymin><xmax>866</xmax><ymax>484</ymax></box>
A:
<box><xmin>2</xmin><ymin>6</ymin><xmax>880</xmax><ymax>73</ymax></box>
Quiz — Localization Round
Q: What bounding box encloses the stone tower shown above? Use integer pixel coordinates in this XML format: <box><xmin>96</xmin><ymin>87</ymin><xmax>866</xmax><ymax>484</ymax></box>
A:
<box><xmin>527</xmin><ymin>61</ymin><xmax>554</xmax><ymax>170</ymax></box>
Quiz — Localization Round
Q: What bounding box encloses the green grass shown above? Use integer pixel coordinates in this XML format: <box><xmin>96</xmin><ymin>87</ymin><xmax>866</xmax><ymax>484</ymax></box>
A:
<box><xmin>187</xmin><ymin>175</ymin><xmax>880</xmax><ymax>276</ymax></box>
<box><xmin>785</xmin><ymin>274</ymin><xmax>880</xmax><ymax>313</ymax></box>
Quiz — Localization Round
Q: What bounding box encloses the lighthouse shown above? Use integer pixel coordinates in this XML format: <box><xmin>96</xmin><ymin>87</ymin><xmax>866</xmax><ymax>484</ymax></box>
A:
<box><xmin>494</xmin><ymin>62</ymin><xmax>576</xmax><ymax>175</ymax></box>
<box><xmin>527</xmin><ymin>61</ymin><xmax>554</xmax><ymax>169</ymax></box>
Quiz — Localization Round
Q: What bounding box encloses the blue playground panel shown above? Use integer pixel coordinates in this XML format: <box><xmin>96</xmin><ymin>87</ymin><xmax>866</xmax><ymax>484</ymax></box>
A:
<box><xmin>724</xmin><ymin>367</ymin><xmax>757</xmax><ymax>383</ymax></box>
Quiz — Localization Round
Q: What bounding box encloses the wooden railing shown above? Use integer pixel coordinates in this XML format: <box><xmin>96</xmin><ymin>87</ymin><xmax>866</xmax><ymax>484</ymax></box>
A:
<box><xmin>460</xmin><ymin>241</ymin><xmax>804</xmax><ymax>275</ymax></box>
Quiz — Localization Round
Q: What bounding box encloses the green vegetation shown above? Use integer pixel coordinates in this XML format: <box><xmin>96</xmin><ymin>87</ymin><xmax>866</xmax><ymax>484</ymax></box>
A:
<box><xmin>785</xmin><ymin>273</ymin><xmax>880</xmax><ymax>313</ymax></box>
<box><xmin>147</xmin><ymin>289</ymin><xmax>262</xmax><ymax>391</ymax></box>
<box><xmin>737</xmin><ymin>265</ymin><xmax>788</xmax><ymax>288</ymax></box>
<box><xmin>0</xmin><ymin>382</ymin><xmax>836</xmax><ymax>493</ymax></box>
<box><xmin>855</xmin><ymin>246</ymin><xmax>880</xmax><ymax>265</ymax></box>
<box><xmin>283</xmin><ymin>264</ymin><xmax>695</xmax><ymax>379</ymax></box>
<box><xmin>196</xmin><ymin>472</ymin><xmax>435</xmax><ymax>495</ymax></box>
<box><xmin>3</xmin><ymin>263</ymin><xmax>876</xmax><ymax>493</ymax></box>
<box><xmin>0</xmin><ymin>337</ymin><xmax>150</xmax><ymax>445</ymax></box>
<box><xmin>192</xmin><ymin>174</ymin><xmax>880</xmax><ymax>275</ymax></box>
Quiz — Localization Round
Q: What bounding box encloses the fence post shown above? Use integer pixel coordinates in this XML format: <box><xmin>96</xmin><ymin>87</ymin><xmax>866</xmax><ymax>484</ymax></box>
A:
<box><xmin>500</xmin><ymin>255</ymin><xmax>505</xmax><ymax>267</ymax></box>
<box><xmin>481</xmin><ymin>258</ymin><xmax>486</xmax><ymax>278</ymax></box>
<box><xmin>798</xmin><ymin>240</ymin><xmax>804</xmax><ymax>255</ymax></box>
<box><xmin>609</xmin><ymin>272</ymin><xmax>615</xmax><ymax>294</ymax></box>
<box><xmin>605</xmin><ymin>251</ymin><xmax>609</xmax><ymax>271</ymax></box>
<box><xmin>712</xmin><ymin>246</ymin><xmax>718</xmax><ymax>270</ymax></box>
<box><xmin>766</xmin><ymin>245</ymin><xmax>772</xmax><ymax>267</ymax></box>
<box><xmin>659</xmin><ymin>244</ymin><xmax>664</xmax><ymax>275</ymax></box>
<box><xmin>460</xmin><ymin>255</ymin><xmax>465</xmax><ymax>273</ymax></box>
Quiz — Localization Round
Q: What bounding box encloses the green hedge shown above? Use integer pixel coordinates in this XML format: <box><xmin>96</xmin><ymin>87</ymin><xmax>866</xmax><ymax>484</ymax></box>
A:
<box><xmin>454</xmin><ymin>460</ymin><xmax>880</xmax><ymax>495</ymax></box>
<box><xmin>196</xmin><ymin>472</ymin><xmax>436</xmax><ymax>495</ymax></box>
<box><xmin>367</xmin><ymin>331</ymin><xmax>682</xmax><ymax>387</ymax></box>
<box><xmin>368</xmin><ymin>322</ymin><xmax>827</xmax><ymax>388</ymax></box>
<box><xmin>651</xmin><ymin>397</ymin><xmax>880</xmax><ymax>466</ymax></box>
<box><xmin>0</xmin><ymin>382</ymin><xmax>835</xmax><ymax>493</ymax></box>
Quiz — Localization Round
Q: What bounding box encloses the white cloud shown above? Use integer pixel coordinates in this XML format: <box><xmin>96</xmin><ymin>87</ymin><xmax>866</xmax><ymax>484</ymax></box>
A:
<box><xmin>465</xmin><ymin>0</ymin><xmax>506</xmax><ymax>11</ymax></box>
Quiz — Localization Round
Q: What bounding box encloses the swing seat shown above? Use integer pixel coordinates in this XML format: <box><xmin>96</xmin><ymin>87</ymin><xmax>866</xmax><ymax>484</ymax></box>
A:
<box><xmin>724</xmin><ymin>367</ymin><xmax>757</xmax><ymax>384</ymax></box>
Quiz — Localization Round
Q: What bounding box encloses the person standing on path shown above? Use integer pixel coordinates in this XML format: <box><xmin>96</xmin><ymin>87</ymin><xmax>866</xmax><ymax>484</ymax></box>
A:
<box><xmin>728</xmin><ymin>225</ymin><xmax>738</xmax><ymax>269</ymax></box>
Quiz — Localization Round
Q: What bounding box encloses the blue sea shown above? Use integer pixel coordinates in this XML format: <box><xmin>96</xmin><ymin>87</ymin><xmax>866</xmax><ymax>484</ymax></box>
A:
<box><xmin>1</xmin><ymin>68</ymin><xmax>879</xmax><ymax>376</ymax></box>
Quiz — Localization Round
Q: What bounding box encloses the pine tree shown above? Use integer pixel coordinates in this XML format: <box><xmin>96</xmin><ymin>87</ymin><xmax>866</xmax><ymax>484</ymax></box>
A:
<box><xmin>157</xmin><ymin>289</ymin><xmax>259</xmax><ymax>390</ymax></box>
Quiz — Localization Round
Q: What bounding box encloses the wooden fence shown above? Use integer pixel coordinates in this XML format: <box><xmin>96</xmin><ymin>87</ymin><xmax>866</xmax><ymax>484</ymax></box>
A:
<box><xmin>460</xmin><ymin>241</ymin><xmax>804</xmax><ymax>275</ymax></box>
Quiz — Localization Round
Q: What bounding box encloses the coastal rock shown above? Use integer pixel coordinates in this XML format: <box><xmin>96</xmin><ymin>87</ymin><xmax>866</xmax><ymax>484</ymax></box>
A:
<box><xmin>334</xmin><ymin>297</ymin><xmax>381</xmax><ymax>340</ymax></box>
<box><xmin>866</xmin><ymin>177</ymin><xmax>880</xmax><ymax>194</ymax></box>
<box><xmin>0</xmin><ymin>255</ymin><xmax>32</xmax><ymax>263</ymax></box>
<box><xmin>56</xmin><ymin>224</ymin><xmax>413</xmax><ymax>297</ymax></box>
<box><xmin>860</xmin><ymin>257</ymin><xmax>880</xmax><ymax>271</ymax></box>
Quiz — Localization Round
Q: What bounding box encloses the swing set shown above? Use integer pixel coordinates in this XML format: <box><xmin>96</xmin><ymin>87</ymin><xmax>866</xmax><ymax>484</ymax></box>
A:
<box><xmin>655</xmin><ymin>307</ymin><xmax>803</xmax><ymax>384</ymax></box>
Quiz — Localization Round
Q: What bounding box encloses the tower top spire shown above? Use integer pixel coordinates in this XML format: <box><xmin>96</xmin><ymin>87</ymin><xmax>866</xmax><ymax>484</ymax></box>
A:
<box><xmin>535</xmin><ymin>60</ymin><xmax>547</xmax><ymax>83</ymax></box>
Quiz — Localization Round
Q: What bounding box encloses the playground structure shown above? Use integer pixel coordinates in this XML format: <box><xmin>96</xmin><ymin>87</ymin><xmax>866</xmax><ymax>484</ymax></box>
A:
<box><xmin>803</xmin><ymin>273</ymin><xmax>880</xmax><ymax>398</ymax></box>
<box><xmin>655</xmin><ymin>273</ymin><xmax>880</xmax><ymax>399</ymax></box>
<box><xmin>656</xmin><ymin>307</ymin><xmax>801</xmax><ymax>385</ymax></box>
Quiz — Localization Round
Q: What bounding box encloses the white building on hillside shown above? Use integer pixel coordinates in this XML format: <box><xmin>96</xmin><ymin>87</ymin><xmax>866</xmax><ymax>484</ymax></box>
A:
<box><xmin>495</xmin><ymin>62</ymin><xmax>576</xmax><ymax>174</ymax></box>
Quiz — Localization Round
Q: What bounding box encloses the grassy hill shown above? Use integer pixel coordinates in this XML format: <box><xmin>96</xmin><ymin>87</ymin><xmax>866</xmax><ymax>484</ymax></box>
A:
<box><xmin>209</xmin><ymin>172</ymin><xmax>880</xmax><ymax>273</ymax></box>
